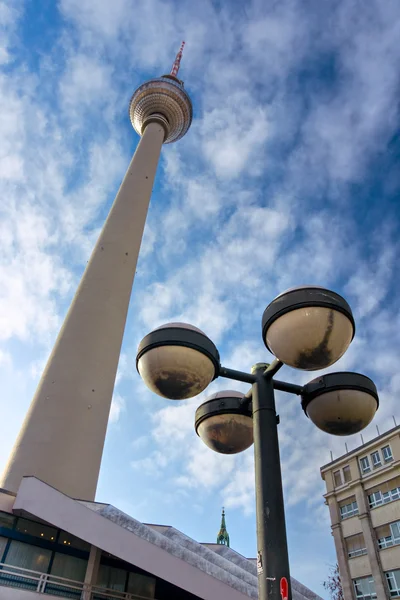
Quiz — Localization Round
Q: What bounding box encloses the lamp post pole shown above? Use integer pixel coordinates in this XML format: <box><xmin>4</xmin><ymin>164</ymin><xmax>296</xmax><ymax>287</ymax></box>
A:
<box><xmin>252</xmin><ymin>362</ymin><xmax>291</xmax><ymax>600</ymax></box>
<box><xmin>218</xmin><ymin>361</ymin><xmax>298</xmax><ymax>600</ymax></box>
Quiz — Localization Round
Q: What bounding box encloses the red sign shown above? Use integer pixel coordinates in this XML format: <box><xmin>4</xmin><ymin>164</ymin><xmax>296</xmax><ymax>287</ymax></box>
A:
<box><xmin>280</xmin><ymin>577</ymin><xmax>289</xmax><ymax>600</ymax></box>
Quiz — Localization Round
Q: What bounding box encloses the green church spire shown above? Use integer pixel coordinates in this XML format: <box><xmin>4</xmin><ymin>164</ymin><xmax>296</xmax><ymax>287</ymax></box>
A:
<box><xmin>217</xmin><ymin>507</ymin><xmax>230</xmax><ymax>547</ymax></box>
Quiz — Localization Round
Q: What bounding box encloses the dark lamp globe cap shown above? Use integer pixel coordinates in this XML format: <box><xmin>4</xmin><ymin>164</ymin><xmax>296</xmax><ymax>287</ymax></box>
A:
<box><xmin>262</xmin><ymin>286</ymin><xmax>355</xmax><ymax>348</ymax></box>
<box><xmin>195</xmin><ymin>391</ymin><xmax>253</xmax><ymax>455</ymax></box>
<box><xmin>301</xmin><ymin>372</ymin><xmax>379</xmax><ymax>408</ymax></box>
<box><xmin>136</xmin><ymin>322</ymin><xmax>220</xmax><ymax>372</ymax></box>
<box><xmin>195</xmin><ymin>390</ymin><xmax>250</xmax><ymax>430</ymax></box>
<box><xmin>136</xmin><ymin>323</ymin><xmax>220</xmax><ymax>400</ymax></box>
<box><xmin>301</xmin><ymin>372</ymin><xmax>379</xmax><ymax>436</ymax></box>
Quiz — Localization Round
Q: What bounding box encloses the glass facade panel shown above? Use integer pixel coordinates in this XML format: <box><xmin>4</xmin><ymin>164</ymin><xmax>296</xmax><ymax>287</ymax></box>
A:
<box><xmin>0</xmin><ymin>512</ymin><xmax>15</xmax><ymax>530</ymax></box>
<box><xmin>46</xmin><ymin>553</ymin><xmax>87</xmax><ymax>599</ymax></box>
<box><xmin>127</xmin><ymin>571</ymin><xmax>156</xmax><ymax>598</ymax></box>
<box><xmin>97</xmin><ymin>564</ymin><xmax>127</xmax><ymax>592</ymax></box>
<box><xmin>15</xmin><ymin>518</ymin><xmax>57</xmax><ymax>542</ymax></box>
<box><xmin>51</xmin><ymin>552</ymin><xmax>87</xmax><ymax>582</ymax></box>
<box><xmin>4</xmin><ymin>540</ymin><xmax>52</xmax><ymax>573</ymax></box>
<box><xmin>0</xmin><ymin>536</ymin><xmax>8</xmax><ymax>562</ymax></box>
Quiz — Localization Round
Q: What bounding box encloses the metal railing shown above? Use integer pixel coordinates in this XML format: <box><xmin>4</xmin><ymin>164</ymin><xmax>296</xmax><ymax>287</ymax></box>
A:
<box><xmin>0</xmin><ymin>562</ymin><xmax>153</xmax><ymax>600</ymax></box>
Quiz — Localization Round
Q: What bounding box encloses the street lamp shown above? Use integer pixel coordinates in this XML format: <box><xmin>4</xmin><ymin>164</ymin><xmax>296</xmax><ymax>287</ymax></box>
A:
<box><xmin>136</xmin><ymin>286</ymin><xmax>379</xmax><ymax>600</ymax></box>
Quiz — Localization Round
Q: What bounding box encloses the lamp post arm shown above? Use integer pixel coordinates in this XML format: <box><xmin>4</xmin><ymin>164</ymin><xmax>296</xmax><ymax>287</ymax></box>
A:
<box><xmin>263</xmin><ymin>358</ymin><xmax>283</xmax><ymax>378</ymax></box>
<box><xmin>244</xmin><ymin>378</ymin><xmax>303</xmax><ymax>403</ymax></box>
<box><xmin>218</xmin><ymin>366</ymin><xmax>256</xmax><ymax>384</ymax></box>
<box><xmin>273</xmin><ymin>380</ymin><xmax>303</xmax><ymax>395</ymax></box>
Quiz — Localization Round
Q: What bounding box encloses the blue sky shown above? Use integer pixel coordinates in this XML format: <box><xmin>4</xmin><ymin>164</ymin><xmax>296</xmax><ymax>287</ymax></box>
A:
<box><xmin>0</xmin><ymin>0</ymin><xmax>400</xmax><ymax>596</ymax></box>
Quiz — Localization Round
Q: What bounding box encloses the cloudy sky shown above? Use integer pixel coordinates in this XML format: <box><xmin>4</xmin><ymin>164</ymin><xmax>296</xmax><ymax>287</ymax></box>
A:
<box><xmin>1</xmin><ymin>0</ymin><xmax>400</xmax><ymax>596</ymax></box>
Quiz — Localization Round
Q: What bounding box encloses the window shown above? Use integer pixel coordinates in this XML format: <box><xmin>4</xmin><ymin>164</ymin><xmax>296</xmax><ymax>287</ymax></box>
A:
<box><xmin>386</xmin><ymin>570</ymin><xmax>400</xmax><ymax>598</ymax></box>
<box><xmin>353</xmin><ymin>576</ymin><xmax>377</xmax><ymax>599</ymax></box>
<box><xmin>343</xmin><ymin>465</ymin><xmax>352</xmax><ymax>483</ymax></box>
<box><xmin>334</xmin><ymin>470</ymin><xmax>343</xmax><ymax>487</ymax></box>
<box><xmin>15</xmin><ymin>518</ymin><xmax>57</xmax><ymax>542</ymax></box>
<box><xmin>379</xmin><ymin>522</ymin><xmax>400</xmax><ymax>549</ymax></box>
<box><xmin>379</xmin><ymin>535</ymin><xmax>394</xmax><ymax>549</ymax></box>
<box><xmin>360</xmin><ymin>457</ymin><xmax>371</xmax><ymax>474</ymax></box>
<box><xmin>349</xmin><ymin>547</ymin><xmax>368</xmax><ymax>558</ymax></box>
<box><xmin>382</xmin><ymin>446</ymin><xmax>394</xmax><ymax>463</ymax></box>
<box><xmin>391</xmin><ymin>521</ymin><xmax>400</xmax><ymax>542</ymax></box>
<box><xmin>340</xmin><ymin>501</ymin><xmax>359</xmax><ymax>519</ymax></box>
<box><xmin>347</xmin><ymin>535</ymin><xmax>367</xmax><ymax>558</ymax></box>
<box><xmin>369</xmin><ymin>486</ymin><xmax>400</xmax><ymax>508</ymax></box>
<box><xmin>371</xmin><ymin>451</ymin><xmax>382</xmax><ymax>468</ymax></box>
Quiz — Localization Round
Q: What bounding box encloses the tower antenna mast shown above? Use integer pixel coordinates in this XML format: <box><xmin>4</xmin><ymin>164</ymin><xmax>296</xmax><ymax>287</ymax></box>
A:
<box><xmin>171</xmin><ymin>41</ymin><xmax>185</xmax><ymax>78</ymax></box>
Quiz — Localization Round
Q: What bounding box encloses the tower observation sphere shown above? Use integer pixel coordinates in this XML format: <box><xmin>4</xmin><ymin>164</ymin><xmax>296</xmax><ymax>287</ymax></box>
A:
<box><xmin>130</xmin><ymin>41</ymin><xmax>192</xmax><ymax>144</ymax></box>
<box><xmin>129</xmin><ymin>75</ymin><xmax>192</xmax><ymax>144</ymax></box>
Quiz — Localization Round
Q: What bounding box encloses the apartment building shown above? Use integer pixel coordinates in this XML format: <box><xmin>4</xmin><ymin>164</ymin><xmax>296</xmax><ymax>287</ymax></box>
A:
<box><xmin>321</xmin><ymin>424</ymin><xmax>400</xmax><ymax>599</ymax></box>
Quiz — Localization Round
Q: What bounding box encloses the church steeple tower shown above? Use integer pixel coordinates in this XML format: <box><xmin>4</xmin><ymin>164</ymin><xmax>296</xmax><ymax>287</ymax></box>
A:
<box><xmin>217</xmin><ymin>507</ymin><xmax>230</xmax><ymax>547</ymax></box>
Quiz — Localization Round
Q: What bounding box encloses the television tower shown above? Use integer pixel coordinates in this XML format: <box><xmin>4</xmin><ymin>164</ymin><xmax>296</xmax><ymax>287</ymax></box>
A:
<box><xmin>0</xmin><ymin>44</ymin><xmax>192</xmax><ymax>501</ymax></box>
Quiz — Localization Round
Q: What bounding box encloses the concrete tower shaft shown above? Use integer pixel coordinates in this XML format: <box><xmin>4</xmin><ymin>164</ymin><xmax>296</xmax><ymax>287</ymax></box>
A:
<box><xmin>0</xmin><ymin>61</ymin><xmax>192</xmax><ymax>500</ymax></box>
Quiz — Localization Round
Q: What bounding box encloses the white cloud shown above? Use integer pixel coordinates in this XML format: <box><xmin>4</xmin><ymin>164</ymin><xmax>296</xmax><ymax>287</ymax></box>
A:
<box><xmin>109</xmin><ymin>393</ymin><xmax>126</xmax><ymax>424</ymax></box>
<box><xmin>59</xmin><ymin>0</ymin><xmax>129</xmax><ymax>40</ymax></box>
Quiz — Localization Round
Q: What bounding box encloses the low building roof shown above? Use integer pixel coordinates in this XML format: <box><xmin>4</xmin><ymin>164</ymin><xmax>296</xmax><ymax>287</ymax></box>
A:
<box><xmin>12</xmin><ymin>476</ymin><xmax>322</xmax><ymax>600</ymax></box>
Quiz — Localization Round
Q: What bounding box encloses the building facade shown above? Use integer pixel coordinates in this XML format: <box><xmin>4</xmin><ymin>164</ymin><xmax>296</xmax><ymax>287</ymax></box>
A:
<box><xmin>321</xmin><ymin>424</ymin><xmax>400</xmax><ymax>599</ymax></box>
<box><xmin>0</xmin><ymin>477</ymin><xmax>322</xmax><ymax>600</ymax></box>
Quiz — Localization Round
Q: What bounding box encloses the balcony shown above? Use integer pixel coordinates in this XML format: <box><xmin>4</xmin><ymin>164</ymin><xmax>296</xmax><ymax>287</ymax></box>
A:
<box><xmin>0</xmin><ymin>562</ymin><xmax>149</xmax><ymax>600</ymax></box>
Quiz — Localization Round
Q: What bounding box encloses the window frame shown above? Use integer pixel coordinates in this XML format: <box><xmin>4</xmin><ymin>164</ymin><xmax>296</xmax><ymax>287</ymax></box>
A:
<box><xmin>390</xmin><ymin>521</ymin><xmax>400</xmax><ymax>543</ymax></box>
<box><xmin>371</xmin><ymin>451</ymin><xmax>382</xmax><ymax>468</ymax></box>
<box><xmin>340</xmin><ymin>501</ymin><xmax>359</xmax><ymax>520</ymax></box>
<box><xmin>360</xmin><ymin>456</ymin><xmax>372</xmax><ymax>474</ymax></box>
<box><xmin>385</xmin><ymin>569</ymin><xmax>400</xmax><ymax>598</ymax></box>
<box><xmin>353</xmin><ymin>575</ymin><xmax>377</xmax><ymax>599</ymax></box>
<box><xmin>379</xmin><ymin>521</ymin><xmax>400</xmax><ymax>549</ymax></box>
<box><xmin>334</xmin><ymin>470</ymin><xmax>343</xmax><ymax>487</ymax></box>
<box><xmin>348</xmin><ymin>547</ymin><xmax>367</xmax><ymax>558</ymax></box>
<box><xmin>368</xmin><ymin>487</ymin><xmax>400</xmax><ymax>509</ymax></box>
<box><xmin>382</xmin><ymin>445</ymin><xmax>394</xmax><ymax>463</ymax></box>
<box><xmin>343</xmin><ymin>465</ymin><xmax>352</xmax><ymax>483</ymax></box>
